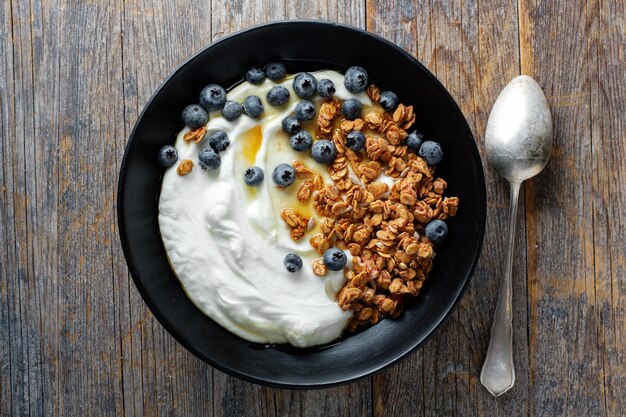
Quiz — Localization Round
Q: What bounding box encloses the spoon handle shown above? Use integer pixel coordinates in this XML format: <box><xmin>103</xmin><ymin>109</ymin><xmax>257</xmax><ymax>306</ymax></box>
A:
<box><xmin>480</xmin><ymin>180</ymin><xmax>520</xmax><ymax>396</ymax></box>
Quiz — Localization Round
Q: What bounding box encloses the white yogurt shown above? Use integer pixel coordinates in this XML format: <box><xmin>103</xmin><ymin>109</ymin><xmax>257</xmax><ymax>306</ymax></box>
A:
<box><xmin>159</xmin><ymin>71</ymin><xmax>373</xmax><ymax>347</ymax></box>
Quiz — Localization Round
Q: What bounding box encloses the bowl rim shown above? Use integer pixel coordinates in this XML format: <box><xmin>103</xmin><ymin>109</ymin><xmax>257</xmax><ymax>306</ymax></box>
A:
<box><xmin>117</xmin><ymin>19</ymin><xmax>487</xmax><ymax>388</ymax></box>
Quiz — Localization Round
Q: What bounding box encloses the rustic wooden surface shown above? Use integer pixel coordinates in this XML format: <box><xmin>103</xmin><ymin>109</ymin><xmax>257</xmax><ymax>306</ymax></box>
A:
<box><xmin>1</xmin><ymin>0</ymin><xmax>625</xmax><ymax>415</ymax></box>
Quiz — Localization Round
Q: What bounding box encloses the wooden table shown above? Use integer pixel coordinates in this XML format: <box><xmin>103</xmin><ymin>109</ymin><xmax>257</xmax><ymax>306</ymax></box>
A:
<box><xmin>2</xmin><ymin>1</ymin><xmax>624</xmax><ymax>416</ymax></box>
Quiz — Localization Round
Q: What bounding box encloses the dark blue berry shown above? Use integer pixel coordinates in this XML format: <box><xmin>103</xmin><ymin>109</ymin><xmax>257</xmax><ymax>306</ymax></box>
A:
<box><xmin>243</xmin><ymin>95</ymin><xmax>264</xmax><ymax>118</ymax></box>
<box><xmin>317</xmin><ymin>78</ymin><xmax>336</xmax><ymax>98</ymax></box>
<box><xmin>222</xmin><ymin>100</ymin><xmax>244</xmax><ymax>121</ymax></box>
<box><xmin>207</xmin><ymin>130</ymin><xmax>230</xmax><ymax>153</ymax></box>
<box><xmin>198</xmin><ymin>148</ymin><xmax>221</xmax><ymax>170</ymax></box>
<box><xmin>243</xmin><ymin>166</ymin><xmax>264</xmax><ymax>186</ymax></box>
<box><xmin>323</xmin><ymin>247</ymin><xmax>347</xmax><ymax>271</ymax></box>
<box><xmin>311</xmin><ymin>139</ymin><xmax>337</xmax><ymax>164</ymax></box>
<box><xmin>246</xmin><ymin>67</ymin><xmax>266</xmax><ymax>85</ymax></box>
<box><xmin>295</xmin><ymin>100</ymin><xmax>316</xmax><ymax>122</ymax></box>
<box><xmin>181</xmin><ymin>104</ymin><xmax>208</xmax><ymax>128</ymax></box>
<box><xmin>284</xmin><ymin>253</ymin><xmax>303</xmax><ymax>273</ymax></box>
<box><xmin>267</xmin><ymin>86</ymin><xmax>290</xmax><ymax>106</ymax></box>
<box><xmin>346</xmin><ymin>131</ymin><xmax>365</xmax><ymax>151</ymax></box>
<box><xmin>289</xmin><ymin>131</ymin><xmax>313</xmax><ymax>152</ymax></box>
<box><xmin>344</xmin><ymin>66</ymin><xmax>369</xmax><ymax>93</ymax></box>
<box><xmin>272</xmin><ymin>163</ymin><xmax>296</xmax><ymax>187</ymax></box>
<box><xmin>265</xmin><ymin>62</ymin><xmax>286</xmax><ymax>80</ymax></box>
<box><xmin>379</xmin><ymin>91</ymin><xmax>399</xmax><ymax>111</ymax></box>
<box><xmin>199</xmin><ymin>84</ymin><xmax>227</xmax><ymax>111</ymax></box>
<box><xmin>341</xmin><ymin>98</ymin><xmax>362</xmax><ymax>120</ymax></box>
<box><xmin>293</xmin><ymin>72</ymin><xmax>317</xmax><ymax>99</ymax></box>
<box><xmin>158</xmin><ymin>145</ymin><xmax>178</xmax><ymax>167</ymax></box>
<box><xmin>406</xmin><ymin>131</ymin><xmax>424</xmax><ymax>153</ymax></box>
<box><xmin>281</xmin><ymin>116</ymin><xmax>300</xmax><ymax>134</ymax></box>
<box><xmin>418</xmin><ymin>141</ymin><xmax>443</xmax><ymax>165</ymax></box>
<box><xmin>425</xmin><ymin>219</ymin><xmax>448</xmax><ymax>244</ymax></box>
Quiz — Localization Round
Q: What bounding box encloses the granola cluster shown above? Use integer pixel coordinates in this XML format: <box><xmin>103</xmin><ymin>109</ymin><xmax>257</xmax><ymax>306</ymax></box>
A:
<box><xmin>183</xmin><ymin>126</ymin><xmax>206</xmax><ymax>144</ymax></box>
<box><xmin>281</xmin><ymin>84</ymin><xmax>459</xmax><ymax>331</ymax></box>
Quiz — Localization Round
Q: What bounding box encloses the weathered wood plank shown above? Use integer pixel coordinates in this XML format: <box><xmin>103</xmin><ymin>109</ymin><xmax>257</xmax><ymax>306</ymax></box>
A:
<box><xmin>50</xmin><ymin>2</ymin><xmax>126</xmax><ymax>415</ymax></box>
<box><xmin>592</xmin><ymin>3</ymin><xmax>626</xmax><ymax>415</ymax></box>
<box><xmin>0</xmin><ymin>1</ymin><xmax>22</xmax><ymax>415</ymax></box>
<box><xmin>366</xmin><ymin>0</ymin><xmax>418</xmax><ymax>57</ymax></box>
<box><xmin>368</xmin><ymin>0</ymin><xmax>530</xmax><ymax>416</ymax></box>
<box><xmin>211</xmin><ymin>0</ymin><xmax>285</xmax><ymax>43</ymax></box>
<box><xmin>285</xmin><ymin>0</ymin><xmax>366</xmax><ymax>28</ymax></box>
<box><xmin>118</xmin><ymin>1</ymin><xmax>215</xmax><ymax>416</ymax></box>
<box><xmin>0</xmin><ymin>1</ymin><xmax>61</xmax><ymax>416</ymax></box>
<box><xmin>27</xmin><ymin>1</ymin><xmax>63</xmax><ymax>416</ymax></box>
<box><xmin>519</xmin><ymin>0</ymin><xmax>612</xmax><ymax>415</ymax></box>
<box><xmin>212</xmin><ymin>370</ymin><xmax>277</xmax><ymax>417</ymax></box>
<box><xmin>272</xmin><ymin>383</ymin><xmax>371</xmax><ymax>417</ymax></box>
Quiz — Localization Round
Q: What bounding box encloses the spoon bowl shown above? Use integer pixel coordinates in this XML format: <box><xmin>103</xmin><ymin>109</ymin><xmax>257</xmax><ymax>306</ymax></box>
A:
<box><xmin>485</xmin><ymin>75</ymin><xmax>553</xmax><ymax>184</ymax></box>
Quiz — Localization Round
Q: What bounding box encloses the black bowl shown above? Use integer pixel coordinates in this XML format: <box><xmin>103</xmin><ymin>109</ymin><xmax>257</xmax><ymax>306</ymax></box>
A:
<box><xmin>118</xmin><ymin>21</ymin><xmax>486</xmax><ymax>388</ymax></box>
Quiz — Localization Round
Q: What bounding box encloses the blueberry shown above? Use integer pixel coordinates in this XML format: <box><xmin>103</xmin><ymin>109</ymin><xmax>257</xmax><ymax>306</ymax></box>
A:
<box><xmin>284</xmin><ymin>253</ymin><xmax>303</xmax><ymax>273</ymax></box>
<box><xmin>311</xmin><ymin>139</ymin><xmax>337</xmax><ymax>164</ymax></box>
<box><xmin>222</xmin><ymin>100</ymin><xmax>244</xmax><ymax>121</ymax></box>
<box><xmin>266</xmin><ymin>62</ymin><xmax>286</xmax><ymax>80</ymax></box>
<box><xmin>199</xmin><ymin>84</ymin><xmax>227</xmax><ymax>111</ymax></box>
<box><xmin>323</xmin><ymin>247</ymin><xmax>347</xmax><ymax>271</ymax></box>
<box><xmin>158</xmin><ymin>145</ymin><xmax>178</xmax><ymax>167</ymax></box>
<box><xmin>281</xmin><ymin>116</ymin><xmax>300</xmax><ymax>134</ymax></box>
<box><xmin>379</xmin><ymin>91</ymin><xmax>399</xmax><ymax>111</ymax></box>
<box><xmin>293</xmin><ymin>72</ymin><xmax>317</xmax><ymax>99</ymax></box>
<box><xmin>246</xmin><ymin>67</ymin><xmax>266</xmax><ymax>85</ymax></box>
<box><xmin>345</xmin><ymin>131</ymin><xmax>365</xmax><ymax>151</ymax></box>
<box><xmin>341</xmin><ymin>98</ymin><xmax>362</xmax><ymax>120</ymax></box>
<box><xmin>406</xmin><ymin>131</ymin><xmax>424</xmax><ymax>153</ymax></box>
<box><xmin>243</xmin><ymin>95</ymin><xmax>264</xmax><ymax>118</ymax></box>
<box><xmin>207</xmin><ymin>130</ymin><xmax>230</xmax><ymax>153</ymax></box>
<box><xmin>295</xmin><ymin>100</ymin><xmax>316</xmax><ymax>122</ymax></box>
<box><xmin>272</xmin><ymin>163</ymin><xmax>296</xmax><ymax>187</ymax></box>
<box><xmin>289</xmin><ymin>131</ymin><xmax>313</xmax><ymax>152</ymax></box>
<box><xmin>317</xmin><ymin>78</ymin><xmax>336</xmax><ymax>98</ymax></box>
<box><xmin>425</xmin><ymin>219</ymin><xmax>448</xmax><ymax>244</ymax></box>
<box><xmin>243</xmin><ymin>166</ymin><xmax>264</xmax><ymax>186</ymax></box>
<box><xmin>181</xmin><ymin>104</ymin><xmax>208</xmax><ymax>128</ymax></box>
<box><xmin>344</xmin><ymin>66</ymin><xmax>369</xmax><ymax>93</ymax></box>
<box><xmin>267</xmin><ymin>86</ymin><xmax>290</xmax><ymax>106</ymax></box>
<box><xmin>418</xmin><ymin>140</ymin><xmax>443</xmax><ymax>165</ymax></box>
<box><xmin>198</xmin><ymin>148</ymin><xmax>221</xmax><ymax>170</ymax></box>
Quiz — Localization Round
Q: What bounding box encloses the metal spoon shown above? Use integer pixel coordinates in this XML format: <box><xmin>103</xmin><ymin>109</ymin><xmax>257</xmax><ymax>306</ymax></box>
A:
<box><xmin>480</xmin><ymin>75</ymin><xmax>553</xmax><ymax>396</ymax></box>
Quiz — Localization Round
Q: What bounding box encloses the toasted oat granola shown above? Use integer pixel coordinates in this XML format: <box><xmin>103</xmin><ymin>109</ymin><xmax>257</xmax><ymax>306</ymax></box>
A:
<box><xmin>176</xmin><ymin>159</ymin><xmax>194</xmax><ymax>176</ymax></box>
<box><xmin>280</xmin><ymin>83</ymin><xmax>460</xmax><ymax>332</ymax></box>
<box><xmin>183</xmin><ymin>126</ymin><xmax>206</xmax><ymax>143</ymax></box>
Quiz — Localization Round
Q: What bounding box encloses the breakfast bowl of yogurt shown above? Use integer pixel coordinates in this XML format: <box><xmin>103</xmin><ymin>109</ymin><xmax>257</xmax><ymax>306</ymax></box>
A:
<box><xmin>118</xmin><ymin>21</ymin><xmax>486</xmax><ymax>388</ymax></box>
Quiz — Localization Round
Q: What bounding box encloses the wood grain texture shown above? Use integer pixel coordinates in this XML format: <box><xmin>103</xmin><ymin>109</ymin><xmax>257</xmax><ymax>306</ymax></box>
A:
<box><xmin>48</xmin><ymin>2</ymin><xmax>124</xmax><ymax>415</ymax></box>
<box><xmin>592</xmin><ymin>3</ymin><xmax>626</xmax><ymax>416</ymax></box>
<box><xmin>518</xmin><ymin>0</ymin><xmax>625</xmax><ymax>415</ymax></box>
<box><xmin>119</xmin><ymin>1</ymin><xmax>215</xmax><ymax>417</ymax></box>
<box><xmin>3</xmin><ymin>1</ymin><xmax>68</xmax><ymax>416</ymax></box>
<box><xmin>2</xmin><ymin>0</ymin><xmax>626</xmax><ymax>416</ymax></box>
